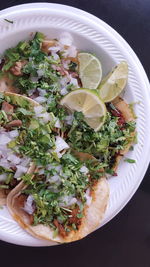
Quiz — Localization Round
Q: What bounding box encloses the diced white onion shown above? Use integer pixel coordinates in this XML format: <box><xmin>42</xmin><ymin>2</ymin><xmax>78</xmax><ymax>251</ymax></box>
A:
<box><xmin>59</xmin><ymin>195</ymin><xmax>77</xmax><ymax>207</ymax></box>
<box><xmin>0</xmin><ymin>173</ymin><xmax>7</xmax><ymax>182</ymax></box>
<box><xmin>55</xmin><ymin>119</ymin><xmax>62</xmax><ymax>129</ymax></box>
<box><xmin>7</xmin><ymin>154</ymin><xmax>21</xmax><ymax>165</ymax></box>
<box><xmin>54</xmin><ymin>136</ymin><xmax>69</xmax><ymax>155</ymax></box>
<box><xmin>34</xmin><ymin>105</ymin><xmax>44</xmax><ymax>115</ymax></box>
<box><xmin>69</xmin><ymin>77</ymin><xmax>79</xmax><ymax>88</ymax></box>
<box><xmin>0</xmin><ymin>159</ymin><xmax>11</xmax><ymax>169</ymax></box>
<box><xmin>79</xmin><ymin>166</ymin><xmax>89</xmax><ymax>175</ymax></box>
<box><xmin>51</xmin><ymin>52</ymin><xmax>59</xmax><ymax>61</ymax></box>
<box><xmin>41</xmin><ymin>112</ymin><xmax>52</xmax><ymax>123</ymax></box>
<box><xmin>34</xmin><ymin>96</ymin><xmax>47</xmax><ymax>104</ymax></box>
<box><xmin>38</xmin><ymin>169</ymin><xmax>45</xmax><ymax>175</ymax></box>
<box><xmin>28</xmin><ymin>89</ymin><xmax>36</xmax><ymax>96</ymax></box>
<box><xmin>46</xmin><ymin>164</ymin><xmax>53</xmax><ymax>171</ymax></box>
<box><xmin>65</xmin><ymin>115</ymin><xmax>74</xmax><ymax>125</ymax></box>
<box><xmin>60</xmin><ymin>76</ymin><xmax>70</xmax><ymax>87</ymax></box>
<box><xmin>37</xmin><ymin>69</ymin><xmax>44</xmax><ymax>77</ymax></box>
<box><xmin>37</xmin><ymin>88</ymin><xmax>47</xmax><ymax>97</ymax></box>
<box><xmin>14</xmin><ymin>166</ymin><xmax>28</xmax><ymax>179</ymax></box>
<box><xmin>0</xmin><ymin>145</ymin><xmax>12</xmax><ymax>159</ymax></box>
<box><xmin>20</xmin><ymin>157</ymin><xmax>31</xmax><ymax>167</ymax></box>
<box><xmin>34</xmin><ymin>106</ymin><xmax>52</xmax><ymax>123</ymax></box>
<box><xmin>9</xmin><ymin>130</ymin><xmax>19</xmax><ymax>139</ymax></box>
<box><xmin>48</xmin><ymin>46</ymin><xmax>60</xmax><ymax>52</ymax></box>
<box><xmin>54</xmin><ymin>165</ymin><xmax>62</xmax><ymax>172</ymax></box>
<box><xmin>0</xmin><ymin>134</ymin><xmax>11</xmax><ymax>145</ymax></box>
<box><xmin>49</xmin><ymin>175</ymin><xmax>60</xmax><ymax>183</ymax></box>
<box><xmin>24</xmin><ymin>195</ymin><xmax>35</xmax><ymax>215</ymax></box>
<box><xmin>60</xmin><ymin>87</ymin><xmax>68</xmax><ymax>96</ymax></box>
<box><xmin>62</xmin><ymin>59</ymin><xmax>71</xmax><ymax>70</ymax></box>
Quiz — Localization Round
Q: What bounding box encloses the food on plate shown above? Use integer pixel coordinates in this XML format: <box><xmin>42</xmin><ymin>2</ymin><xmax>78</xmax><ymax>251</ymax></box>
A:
<box><xmin>0</xmin><ymin>93</ymin><xmax>37</xmax><ymax>204</ymax></box>
<box><xmin>62</xmin><ymin>96</ymin><xmax>136</xmax><ymax>175</ymax></box>
<box><xmin>78</xmin><ymin>52</ymin><xmax>102</xmax><ymax>89</ymax></box>
<box><xmin>98</xmin><ymin>61</ymin><xmax>128</xmax><ymax>102</ymax></box>
<box><xmin>0</xmin><ymin>92</ymin><xmax>67</xmax><ymax>205</ymax></box>
<box><xmin>7</xmin><ymin>153</ymin><xmax>109</xmax><ymax>243</ymax></box>
<box><xmin>60</xmin><ymin>89</ymin><xmax>106</xmax><ymax>131</ymax></box>
<box><xmin>0</xmin><ymin>32</ymin><xmax>136</xmax><ymax>243</ymax></box>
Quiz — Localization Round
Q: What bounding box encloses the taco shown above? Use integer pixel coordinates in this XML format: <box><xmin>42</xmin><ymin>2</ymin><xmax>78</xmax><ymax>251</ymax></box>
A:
<box><xmin>0</xmin><ymin>93</ymin><xmax>38</xmax><ymax>204</ymax></box>
<box><xmin>63</xmin><ymin>97</ymin><xmax>136</xmax><ymax>176</ymax></box>
<box><xmin>7</xmin><ymin>152</ymin><xmax>109</xmax><ymax>243</ymax></box>
<box><xmin>111</xmin><ymin>97</ymin><xmax>136</xmax><ymax>172</ymax></box>
<box><xmin>0</xmin><ymin>92</ymin><xmax>62</xmax><ymax>205</ymax></box>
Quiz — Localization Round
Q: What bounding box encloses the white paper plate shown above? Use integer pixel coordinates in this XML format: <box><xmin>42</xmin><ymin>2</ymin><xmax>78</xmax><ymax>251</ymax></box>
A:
<box><xmin>0</xmin><ymin>3</ymin><xmax>150</xmax><ymax>246</ymax></box>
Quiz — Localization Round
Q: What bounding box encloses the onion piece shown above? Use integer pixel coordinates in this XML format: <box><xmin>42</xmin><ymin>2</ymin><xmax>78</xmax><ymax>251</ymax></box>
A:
<box><xmin>34</xmin><ymin>96</ymin><xmax>47</xmax><ymax>104</ymax></box>
<box><xmin>9</xmin><ymin>130</ymin><xmax>19</xmax><ymax>138</ymax></box>
<box><xmin>79</xmin><ymin>166</ymin><xmax>89</xmax><ymax>175</ymax></box>
<box><xmin>0</xmin><ymin>173</ymin><xmax>7</xmax><ymax>182</ymax></box>
<box><xmin>65</xmin><ymin>115</ymin><xmax>74</xmax><ymax>125</ymax></box>
<box><xmin>14</xmin><ymin>166</ymin><xmax>28</xmax><ymax>179</ymax></box>
<box><xmin>7</xmin><ymin>154</ymin><xmax>21</xmax><ymax>165</ymax></box>
<box><xmin>55</xmin><ymin>119</ymin><xmax>62</xmax><ymax>129</ymax></box>
<box><xmin>24</xmin><ymin>195</ymin><xmax>35</xmax><ymax>215</ymax></box>
<box><xmin>48</xmin><ymin>46</ymin><xmax>60</xmax><ymax>52</ymax></box>
<box><xmin>60</xmin><ymin>87</ymin><xmax>68</xmax><ymax>96</ymax></box>
<box><xmin>51</xmin><ymin>52</ymin><xmax>59</xmax><ymax>61</ymax></box>
<box><xmin>37</xmin><ymin>69</ymin><xmax>44</xmax><ymax>77</ymax></box>
<box><xmin>37</xmin><ymin>88</ymin><xmax>47</xmax><ymax>97</ymax></box>
<box><xmin>54</xmin><ymin>136</ymin><xmax>69</xmax><ymax>158</ymax></box>
<box><xmin>59</xmin><ymin>195</ymin><xmax>77</xmax><ymax>207</ymax></box>
<box><xmin>0</xmin><ymin>134</ymin><xmax>11</xmax><ymax>145</ymax></box>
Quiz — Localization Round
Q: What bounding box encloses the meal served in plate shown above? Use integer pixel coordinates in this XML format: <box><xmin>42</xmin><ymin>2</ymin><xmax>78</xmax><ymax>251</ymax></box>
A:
<box><xmin>0</xmin><ymin>32</ymin><xmax>136</xmax><ymax>243</ymax></box>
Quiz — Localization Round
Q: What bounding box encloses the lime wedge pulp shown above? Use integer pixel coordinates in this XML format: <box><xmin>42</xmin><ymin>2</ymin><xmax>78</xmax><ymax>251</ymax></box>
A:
<box><xmin>60</xmin><ymin>89</ymin><xmax>106</xmax><ymax>131</ymax></box>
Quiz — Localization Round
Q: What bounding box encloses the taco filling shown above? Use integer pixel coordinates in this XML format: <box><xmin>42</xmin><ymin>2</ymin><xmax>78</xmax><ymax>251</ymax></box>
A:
<box><xmin>7</xmin><ymin>152</ymin><xmax>109</xmax><ymax>242</ymax></box>
<box><xmin>0</xmin><ymin>32</ymin><xmax>80</xmax><ymax>118</ymax></box>
<box><xmin>0</xmin><ymin>32</ymin><xmax>136</xmax><ymax>176</ymax></box>
<box><xmin>0</xmin><ymin>31</ymin><xmax>137</xmax><ymax>243</ymax></box>
<box><xmin>0</xmin><ymin>92</ymin><xmax>69</xmax><ymax>204</ymax></box>
<box><xmin>63</xmin><ymin>99</ymin><xmax>136</xmax><ymax>175</ymax></box>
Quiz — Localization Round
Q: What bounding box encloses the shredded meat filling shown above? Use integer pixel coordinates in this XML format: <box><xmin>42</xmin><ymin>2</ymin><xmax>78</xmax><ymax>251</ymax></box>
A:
<box><xmin>10</xmin><ymin>60</ymin><xmax>27</xmax><ymax>76</ymax></box>
<box><xmin>68</xmin><ymin>207</ymin><xmax>81</xmax><ymax>227</ymax></box>
<box><xmin>5</xmin><ymin>119</ymin><xmax>22</xmax><ymax>129</ymax></box>
<box><xmin>53</xmin><ymin>219</ymin><xmax>67</xmax><ymax>238</ymax></box>
<box><xmin>17</xmin><ymin>194</ymin><xmax>34</xmax><ymax>225</ymax></box>
<box><xmin>109</xmin><ymin>105</ymin><xmax>126</xmax><ymax>127</ymax></box>
<box><xmin>2</xmin><ymin>101</ymin><xmax>14</xmax><ymax>120</ymax></box>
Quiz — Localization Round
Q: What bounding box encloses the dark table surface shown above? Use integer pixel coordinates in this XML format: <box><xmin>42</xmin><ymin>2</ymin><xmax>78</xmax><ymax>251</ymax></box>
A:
<box><xmin>0</xmin><ymin>0</ymin><xmax>150</xmax><ymax>266</ymax></box>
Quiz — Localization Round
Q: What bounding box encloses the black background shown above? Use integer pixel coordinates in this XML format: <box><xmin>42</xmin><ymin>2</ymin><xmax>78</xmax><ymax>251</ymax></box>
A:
<box><xmin>0</xmin><ymin>1</ymin><xmax>150</xmax><ymax>266</ymax></box>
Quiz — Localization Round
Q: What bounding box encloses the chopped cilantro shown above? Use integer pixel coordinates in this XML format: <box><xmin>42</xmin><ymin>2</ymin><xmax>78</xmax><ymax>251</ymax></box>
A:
<box><xmin>65</xmin><ymin>111</ymin><xmax>136</xmax><ymax>172</ymax></box>
<box><xmin>124</xmin><ymin>158</ymin><xmax>136</xmax><ymax>163</ymax></box>
<box><xmin>4</xmin><ymin>19</ymin><xmax>14</xmax><ymax>24</ymax></box>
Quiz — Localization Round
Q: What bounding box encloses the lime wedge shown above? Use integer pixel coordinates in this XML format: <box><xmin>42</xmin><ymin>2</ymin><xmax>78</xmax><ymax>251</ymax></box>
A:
<box><xmin>60</xmin><ymin>89</ymin><xmax>106</xmax><ymax>131</ymax></box>
<box><xmin>78</xmin><ymin>53</ymin><xmax>102</xmax><ymax>89</ymax></box>
<box><xmin>98</xmin><ymin>61</ymin><xmax>128</xmax><ymax>102</ymax></box>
